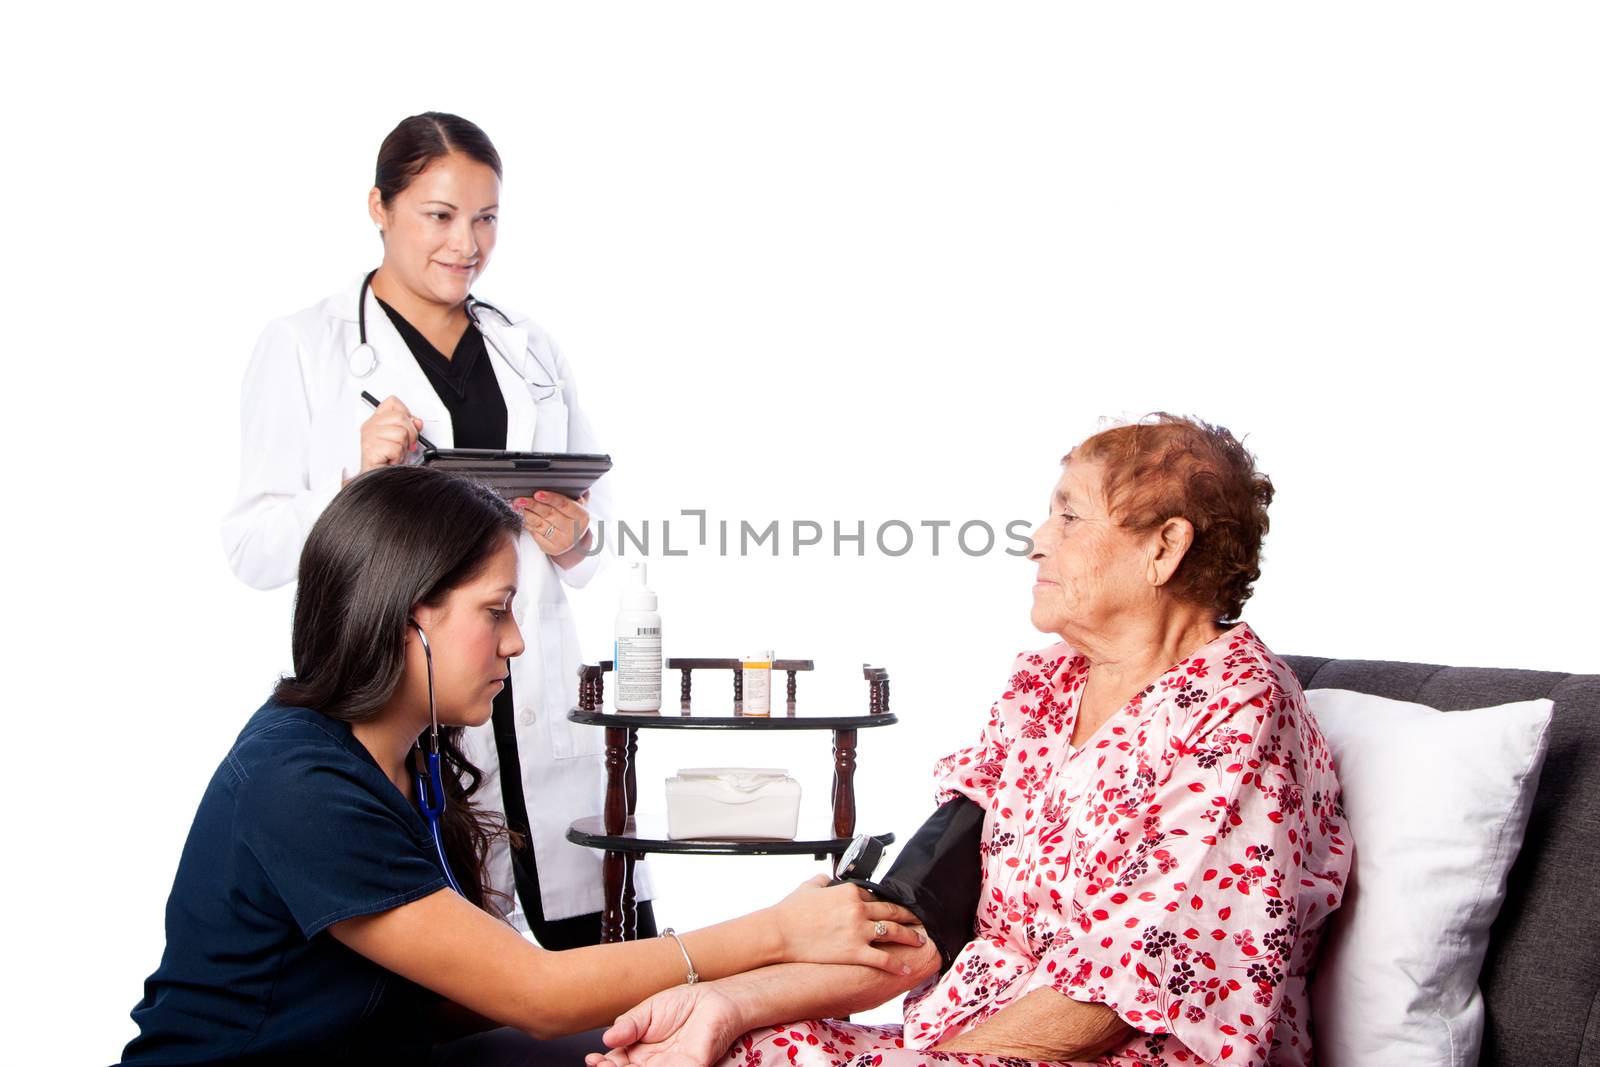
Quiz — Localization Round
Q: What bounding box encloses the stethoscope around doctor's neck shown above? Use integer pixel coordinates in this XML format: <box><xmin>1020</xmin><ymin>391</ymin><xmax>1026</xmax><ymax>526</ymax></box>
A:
<box><xmin>347</xmin><ymin>268</ymin><xmax>561</xmax><ymax>402</ymax></box>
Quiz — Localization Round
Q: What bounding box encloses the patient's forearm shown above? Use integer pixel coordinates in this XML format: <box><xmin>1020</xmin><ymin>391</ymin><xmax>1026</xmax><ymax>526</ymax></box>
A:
<box><xmin>722</xmin><ymin>940</ymin><xmax>941</xmax><ymax>1031</ymax></box>
<box><xmin>932</xmin><ymin>987</ymin><xmax>1131</xmax><ymax>1061</ymax></box>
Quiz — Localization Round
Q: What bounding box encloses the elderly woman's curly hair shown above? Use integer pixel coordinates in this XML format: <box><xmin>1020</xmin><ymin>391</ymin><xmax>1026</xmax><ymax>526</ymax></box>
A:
<box><xmin>1070</xmin><ymin>414</ymin><xmax>1274</xmax><ymax>622</ymax></box>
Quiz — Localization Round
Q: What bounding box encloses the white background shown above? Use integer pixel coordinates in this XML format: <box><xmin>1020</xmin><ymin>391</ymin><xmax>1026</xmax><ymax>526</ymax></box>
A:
<box><xmin>4</xmin><ymin>3</ymin><xmax>1597</xmax><ymax>1061</ymax></box>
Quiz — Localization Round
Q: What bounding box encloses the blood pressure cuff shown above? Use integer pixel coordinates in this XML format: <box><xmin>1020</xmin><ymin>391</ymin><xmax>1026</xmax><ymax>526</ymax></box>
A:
<box><xmin>845</xmin><ymin>796</ymin><xmax>985</xmax><ymax>974</ymax></box>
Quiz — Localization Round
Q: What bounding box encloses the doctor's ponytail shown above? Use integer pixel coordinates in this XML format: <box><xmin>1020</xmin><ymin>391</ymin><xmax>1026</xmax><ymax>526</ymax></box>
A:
<box><xmin>375</xmin><ymin>112</ymin><xmax>503</xmax><ymax>205</ymax></box>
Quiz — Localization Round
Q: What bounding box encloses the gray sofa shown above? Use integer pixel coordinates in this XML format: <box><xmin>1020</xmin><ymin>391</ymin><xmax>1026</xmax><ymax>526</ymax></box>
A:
<box><xmin>1282</xmin><ymin>656</ymin><xmax>1600</xmax><ymax>1067</ymax></box>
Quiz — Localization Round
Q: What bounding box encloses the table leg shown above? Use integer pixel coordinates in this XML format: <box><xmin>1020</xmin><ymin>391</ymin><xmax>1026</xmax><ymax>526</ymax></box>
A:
<box><xmin>604</xmin><ymin>727</ymin><xmax>628</xmax><ymax>835</ymax></box>
<box><xmin>602</xmin><ymin>727</ymin><xmax>629</xmax><ymax>943</ymax></box>
<box><xmin>831</xmin><ymin>728</ymin><xmax>858</xmax><ymax>840</ymax></box>
<box><xmin>623</xmin><ymin>727</ymin><xmax>640</xmax><ymax>940</ymax></box>
<box><xmin>602</xmin><ymin>849</ymin><xmax>625</xmax><ymax>943</ymax></box>
<box><xmin>626</xmin><ymin>729</ymin><xmax>640</xmax><ymax>817</ymax></box>
<box><xmin>623</xmin><ymin>855</ymin><xmax>638</xmax><ymax>940</ymax></box>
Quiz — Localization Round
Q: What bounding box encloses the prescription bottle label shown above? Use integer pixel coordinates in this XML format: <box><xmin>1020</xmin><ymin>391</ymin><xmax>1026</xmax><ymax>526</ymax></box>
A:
<box><xmin>741</xmin><ymin>656</ymin><xmax>773</xmax><ymax>716</ymax></box>
<box><xmin>615</xmin><ymin>630</ymin><xmax>663</xmax><ymax>710</ymax></box>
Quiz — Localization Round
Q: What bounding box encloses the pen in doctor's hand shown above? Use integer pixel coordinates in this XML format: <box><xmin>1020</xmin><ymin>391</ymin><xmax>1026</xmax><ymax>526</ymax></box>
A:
<box><xmin>360</xmin><ymin>390</ymin><xmax>437</xmax><ymax>452</ymax></box>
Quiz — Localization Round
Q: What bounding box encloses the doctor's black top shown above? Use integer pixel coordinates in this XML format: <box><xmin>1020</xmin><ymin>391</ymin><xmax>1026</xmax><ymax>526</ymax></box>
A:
<box><xmin>121</xmin><ymin>700</ymin><xmax>450</xmax><ymax>1065</ymax></box>
<box><xmin>376</xmin><ymin>296</ymin><xmax>507</xmax><ymax>450</ymax></box>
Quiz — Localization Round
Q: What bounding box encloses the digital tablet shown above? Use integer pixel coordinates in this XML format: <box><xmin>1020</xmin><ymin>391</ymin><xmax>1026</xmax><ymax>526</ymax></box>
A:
<box><xmin>420</xmin><ymin>449</ymin><xmax>612</xmax><ymax>501</ymax></box>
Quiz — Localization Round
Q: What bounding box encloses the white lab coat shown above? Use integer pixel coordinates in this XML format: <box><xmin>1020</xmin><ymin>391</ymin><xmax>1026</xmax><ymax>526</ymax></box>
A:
<box><xmin>220</xmin><ymin>275</ymin><xmax>645</xmax><ymax>925</ymax></box>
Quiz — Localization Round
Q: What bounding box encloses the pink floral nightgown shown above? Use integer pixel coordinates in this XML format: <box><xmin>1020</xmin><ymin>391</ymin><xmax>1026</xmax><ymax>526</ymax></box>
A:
<box><xmin>721</xmin><ymin>624</ymin><xmax>1349</xmax><ymax>1067</ymax></box>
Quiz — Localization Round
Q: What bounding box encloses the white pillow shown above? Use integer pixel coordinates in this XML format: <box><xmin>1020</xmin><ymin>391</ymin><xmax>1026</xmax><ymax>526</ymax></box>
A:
<box><xmin>1305</xmin><ymin>689</ymin><xmax>1553</xmax><ymax>1067</ymax></box>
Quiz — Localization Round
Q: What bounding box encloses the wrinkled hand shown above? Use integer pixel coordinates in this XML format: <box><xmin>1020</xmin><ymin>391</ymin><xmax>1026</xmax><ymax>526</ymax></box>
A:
<box><xmin>512</xmin><ymin>490</ymin><xmax>591</xmax><ymax>562</ymax></box>
<box><xmin>358</xmin><ymin>395</ymin><xmax>424</xmax><ymax>473</ymax></box>
<box><xmin>585</xmin><ymin>982</ymin><xmax>745</xmax><ymax>1067</ymax></box>
<box><xmin>773</xmin><ymin>875</ymin><xmax>924</xmax><ymax>973</ymax></box>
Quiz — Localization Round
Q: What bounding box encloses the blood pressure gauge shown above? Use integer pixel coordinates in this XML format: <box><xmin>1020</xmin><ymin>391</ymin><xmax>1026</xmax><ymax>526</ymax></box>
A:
<box><xmin>833</xmin><ymin>834</ymin><xmax>887</xmax><ymax>882</ymax></box>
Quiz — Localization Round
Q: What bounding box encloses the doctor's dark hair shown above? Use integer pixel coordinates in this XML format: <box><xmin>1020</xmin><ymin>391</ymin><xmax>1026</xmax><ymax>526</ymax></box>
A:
<box><xmin>375</xmin><ymin>112</ymin><xmax>503</xmax><ymax>204</ymax></box>
<box><xmin>274</xmin><ymin>465</ymin><xmax>523</xmax><ymax>914</ymax></box>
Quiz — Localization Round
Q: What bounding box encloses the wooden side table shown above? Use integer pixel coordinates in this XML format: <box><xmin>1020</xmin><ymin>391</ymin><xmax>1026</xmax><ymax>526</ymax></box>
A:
<box><xmin>568</xmin><ymin>660</ymin><xmax>898</xmax><ymax>942</ymax></box>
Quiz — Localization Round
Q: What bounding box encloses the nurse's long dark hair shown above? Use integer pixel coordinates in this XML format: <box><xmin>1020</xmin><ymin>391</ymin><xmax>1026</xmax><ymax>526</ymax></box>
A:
<box><xmin>274</xmin><ymin>465</ymin><xmax>523</xmax><ymax>915</ymax></box>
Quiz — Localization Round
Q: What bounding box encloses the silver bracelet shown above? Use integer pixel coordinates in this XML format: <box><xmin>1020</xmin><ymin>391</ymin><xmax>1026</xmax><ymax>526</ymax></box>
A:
<box><xmin>660</xmin><ymin>927</ymin><xmax>699</xmax><ymax>985</ymax></box>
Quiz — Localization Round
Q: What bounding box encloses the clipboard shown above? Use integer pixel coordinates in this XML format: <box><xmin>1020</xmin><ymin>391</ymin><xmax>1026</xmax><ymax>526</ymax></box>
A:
<box><xmin>420</xmin><ymin>448</ymin><xmax>612</xmax><ymax>501</ymax></box>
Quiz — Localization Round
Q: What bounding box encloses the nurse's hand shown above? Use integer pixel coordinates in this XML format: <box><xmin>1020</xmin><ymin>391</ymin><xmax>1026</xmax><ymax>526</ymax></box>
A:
<box><xmin>359</xmin><ymin>395</ymin><xmax>425</xmax><ymax>473</ymax></box>
<box><xmin>771</xmin><ymin>875</ymin><xmax>925</xmax><ymax>972</ymax></box>
<box><xmin>513</xmin><ymin>490</ymin><xmax>592</xmax><ymax>567</ymax></box>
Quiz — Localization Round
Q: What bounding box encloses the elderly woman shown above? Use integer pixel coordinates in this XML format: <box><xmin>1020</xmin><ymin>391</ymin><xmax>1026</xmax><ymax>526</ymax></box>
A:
<box><xmin>591</xmin><ymin>415</ymin><xmax>1350</xmax><ymax>1067</ymax></box>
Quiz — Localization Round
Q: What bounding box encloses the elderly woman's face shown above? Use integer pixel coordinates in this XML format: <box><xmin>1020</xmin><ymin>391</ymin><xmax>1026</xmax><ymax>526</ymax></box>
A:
<box><xmin>1028</xmin><ymin>460</ymin><xmax>1155</xmax><ymax>637</ymax></box>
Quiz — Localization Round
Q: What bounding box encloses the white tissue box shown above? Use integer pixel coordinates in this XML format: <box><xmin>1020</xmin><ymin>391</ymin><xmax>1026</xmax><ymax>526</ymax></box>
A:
<box><xmin>665</xmin><ymin>768</ymin><xmax>802</xmax><ymax>840</ymax></box>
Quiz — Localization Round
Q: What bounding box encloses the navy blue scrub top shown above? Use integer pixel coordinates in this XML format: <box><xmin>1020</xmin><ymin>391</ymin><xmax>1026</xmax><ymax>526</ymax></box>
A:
<box><xmin>122</xmin><ymin>700</ymin><xmax>451</xmax><ymax>1065</ymax></box>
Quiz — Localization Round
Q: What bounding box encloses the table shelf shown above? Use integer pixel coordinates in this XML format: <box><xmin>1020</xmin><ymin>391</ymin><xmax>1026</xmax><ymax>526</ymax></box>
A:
<box><xmin>567</xmin><ymin>815</ymin><xmax>896</xmax><ymax>859</ymax></box>
<box><xmin>568</xmin><ymin>708</ymin><xmax>898</xmax><ymax>730</ymax></box>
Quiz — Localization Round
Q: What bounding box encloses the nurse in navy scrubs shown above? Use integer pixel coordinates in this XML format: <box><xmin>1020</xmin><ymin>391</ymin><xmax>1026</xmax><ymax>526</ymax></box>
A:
<box><xmin>127</xmin><ymin>467</ymin><xmax>924</xmax><ymax>1065</ymax></box>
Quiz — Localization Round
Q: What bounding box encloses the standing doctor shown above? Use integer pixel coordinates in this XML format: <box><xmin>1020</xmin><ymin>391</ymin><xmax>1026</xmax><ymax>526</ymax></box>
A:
<box><xmin>221</xmin><ymin>111</ymin><xmax>650</xmax><ymax>948</ymax></box>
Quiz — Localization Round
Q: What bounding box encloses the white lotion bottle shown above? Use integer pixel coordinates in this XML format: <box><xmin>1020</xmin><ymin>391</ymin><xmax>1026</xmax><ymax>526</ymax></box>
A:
<box><xmin>614</xmin><ymin>563</ymin><xmax>662</xmax><ymax>712</ymax></box>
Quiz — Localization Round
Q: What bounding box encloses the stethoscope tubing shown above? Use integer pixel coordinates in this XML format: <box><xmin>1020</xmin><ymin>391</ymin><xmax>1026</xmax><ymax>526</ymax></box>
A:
<box><xmin>411</xmin><ymin>621</ymin><xmax>465</xmax><ymax>897</ymax></box>
<box><xmin>350</xmin><ymin>269</ymin><xmax>560</xmax><ymax>399</ymax></box>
